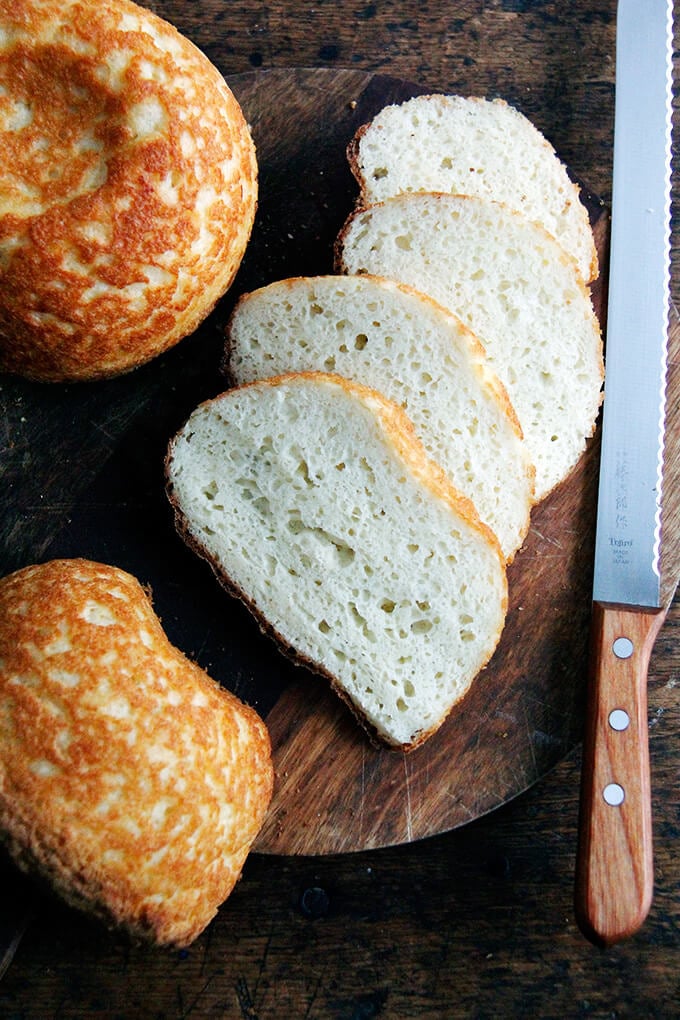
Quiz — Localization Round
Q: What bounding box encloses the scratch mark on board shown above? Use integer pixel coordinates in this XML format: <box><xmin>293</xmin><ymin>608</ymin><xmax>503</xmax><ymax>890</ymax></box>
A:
<box><xmin>252</xmin><ymin>925</ymin><xmax>274</xmax><ymax>1003</ymax></box>
<box><xmin>523</xmin><ymin>700</ymin><xmax>538</xmax><ymax>777</ymax></box>
<box><xmin>178</xmin><ymin>974</ymin><xmax>216</xmax><ymax>1018</ymax></box>
<box><xmin>358</xmin><ymin>743</ymin><xmax>366</xmax><ymax>843</ymax></box>
<box><xmin>446</xmin><ymin>791</ymin><xmax>476</xmax><ymax>820</ymax></box>
<box><xmin>403</xmin><ymin>754</ymin><xmax>413</xmax><ymax>842</ymax></box>
<box><xmin>303</xmin><ymin>972</ymin><xmax>325</xmax><ymax>1019</ymax></box>
<box><xmin>530</xmin><ymin>527</ymin><xmax>564</xmax><ymax>549</ymax></box>
<box><xmin>235</xmin><ymin>976</ymin><xmax>259</xmax><ymax>1020</ymax></box>
<box><xmin>89</xmin><ymin>418</ymin><xmax>117</xmax><ymax>442</ymax></box>
<box><xmin>199</xmin><ymin>920</ymin><xmax>215</xmax><ymax>977</ymax></box>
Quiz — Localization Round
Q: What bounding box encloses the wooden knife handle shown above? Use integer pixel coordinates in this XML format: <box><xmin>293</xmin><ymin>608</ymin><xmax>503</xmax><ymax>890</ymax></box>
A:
<box><xmin>575</xmin><ymin>602</ymin><xmax>665</xmax><ymax>946</ymax></box>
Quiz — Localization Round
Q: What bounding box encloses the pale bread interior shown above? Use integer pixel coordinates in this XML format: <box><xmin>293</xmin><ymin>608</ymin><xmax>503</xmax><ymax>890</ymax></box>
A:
<box><xmin>226</xmin><ymin>273</ymin><xmax>535</xmax><ymax>561</ymax></box>
<box><xmin>337</xmin><ymin>192</ymin><xmax>603</xmax><ymax>501</ymax></box>
<box><xmin>349</xmin><ymin>94</ymin><xmax>598</xmax><ymax>283</ymax></box>
<box><xmin>167</xmin><ymin>373</ymin><xmax>508</xmax><ymax>749</ymax></box>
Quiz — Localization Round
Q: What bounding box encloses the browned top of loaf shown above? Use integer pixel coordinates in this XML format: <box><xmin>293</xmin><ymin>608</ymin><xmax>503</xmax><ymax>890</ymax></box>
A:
<box><xmin>0</xmin><ymin>0</ymin><xmax>257</xmax><ymax>381</ymax></box>
<box><xmin>0</xmin><ymin>558</ymin><xmax>273</xmax><ymax>946</ymax></box>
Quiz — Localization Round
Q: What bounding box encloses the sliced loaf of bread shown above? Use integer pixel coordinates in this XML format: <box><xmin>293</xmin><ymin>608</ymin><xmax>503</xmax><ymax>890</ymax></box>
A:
<box><xmin>348</xmin><ymin>94</ymin><xmax>598</xmax><ymax>283</ymax></box>
<box><xmin>336</xmin><ymin>193</ymin><xmax>604</xmax><ymax>501</ymax></box>
<box><xmin>166</xmin><ymin>372</ymin><xmax>508</xmax><ymax>750</ymax></box>
<box><xmin>225</xmin><ymin>274</ymin><xmax>534</xmax><ymax>561</ymax></box>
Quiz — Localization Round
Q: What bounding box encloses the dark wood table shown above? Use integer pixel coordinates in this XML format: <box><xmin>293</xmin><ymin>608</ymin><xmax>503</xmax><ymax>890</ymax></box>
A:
<box><xmin>1</xmin><ymin>1</ymin><xmax>678</xmax><ymax>1016</ymax></box>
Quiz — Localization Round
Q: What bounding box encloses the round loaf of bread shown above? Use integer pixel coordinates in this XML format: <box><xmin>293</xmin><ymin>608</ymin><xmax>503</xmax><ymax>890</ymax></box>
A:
<box><xmin>0</xmin><ymin>558</ymin><xmax>273</xmax><ymax>947</ymax></box>
<box><xmin>0</xmin><ymin>0</ymin><xmax>257</xmax><ymax>382</ymax></box>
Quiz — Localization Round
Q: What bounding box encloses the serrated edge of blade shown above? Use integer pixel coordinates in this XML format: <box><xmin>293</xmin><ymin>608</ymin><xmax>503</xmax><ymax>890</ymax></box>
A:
<box><xmin>654</xmin><ymin>0</ymin><xmax>674</xmax><ymax>586</ymax></box>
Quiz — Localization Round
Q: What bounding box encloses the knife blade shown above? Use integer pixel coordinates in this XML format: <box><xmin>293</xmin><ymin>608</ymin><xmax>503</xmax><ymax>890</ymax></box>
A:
<box><xmin>575</xmin><ymin>0</ymin><xmax>673</xmax><ymax>946</ymax></box>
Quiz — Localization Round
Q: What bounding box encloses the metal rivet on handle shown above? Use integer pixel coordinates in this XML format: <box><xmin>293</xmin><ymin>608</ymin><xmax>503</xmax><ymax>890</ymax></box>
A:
<box><xmin>603</xmin><ymin>783</ymin><xmax>625</xmax><ymax>806</ymax></box>
<box><xmin>612</xmin><ymin>636</ymin><xmax>634</xmax><ymax>659</ymax></box>
<box><xmin>609</xmin><ymin>708</ymin><xmax>631</xmax><ymax>731</ymax></box>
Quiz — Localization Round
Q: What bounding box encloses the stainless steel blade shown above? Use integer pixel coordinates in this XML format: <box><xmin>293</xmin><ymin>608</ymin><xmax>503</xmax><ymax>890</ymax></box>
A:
<box><xmin>592</xmin><ymin>0</ymin><xmax>673</xmax><ymax>609</ymax></box>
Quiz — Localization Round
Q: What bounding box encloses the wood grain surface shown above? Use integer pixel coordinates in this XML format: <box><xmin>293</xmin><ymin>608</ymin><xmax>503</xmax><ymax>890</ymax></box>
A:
<box><xmin>0</xmin><ymin>1</ymin><xmax>678</xmax><ymax>1016</ymax></box>
<box><xmin>222</xmin><ymin>69</ymin><xmax>618</xmax><ymax>856</ymax></box>
<box><xmin>575</xmin><ymin>604</ymin><xmax>665</xmax><ymax>946</ymax></box>
<box><xmin>0</xmin><ymin>66</ymin><xmax>644</xmax><ymax>858</ymax></box>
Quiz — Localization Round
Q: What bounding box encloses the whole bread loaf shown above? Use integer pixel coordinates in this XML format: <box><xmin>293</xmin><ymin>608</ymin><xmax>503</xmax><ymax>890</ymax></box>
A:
<box><xmin>166</xmin><ymin>372</ymin><xmax>508</xmax><ymax>750</ymax></box>
<box><xmin>0</xmin><ymin>559</ymin><xmax>273</xmax><ymax>947</ymax></box>
<box><xmin>347</xmin><ymin>94</ymin><xmax>598</xmax><ymax>283</ymax></box>
<box><xmin>0</xmin><ymin>0</ymin><xmax>257</xmax><ymax>381</ymax></box>
<box><xmin>336</xmin><ymin>193</ymin><xmax>604</xmax><ymax>501</ymax></box>
<box><xmin>225</xmin><ymin>274</ymin><xmax>535</xmax><ymax>561</ymax></box>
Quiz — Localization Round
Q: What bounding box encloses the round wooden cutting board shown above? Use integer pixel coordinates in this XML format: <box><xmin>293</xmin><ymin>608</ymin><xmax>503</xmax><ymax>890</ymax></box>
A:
<box><xmin>2</xmin><ymin>69</ymin><xmax>677</xmax><ymax>857</ymax></box>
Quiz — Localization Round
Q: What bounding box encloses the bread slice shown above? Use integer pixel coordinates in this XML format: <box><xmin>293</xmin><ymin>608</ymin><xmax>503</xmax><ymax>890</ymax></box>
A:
<box><xmin>0</xmin><ymin>558</ymin><xmax>273</xmax><ymax>947</ymax></box>
<box><xmin>166</xmin><ymin>372</ymin><xmax>508</xmax><ymax>750</ymax></box>
<box><xmin>225</xmin><ymin>274</ymin><xmax>535</xmax><ymax>562</ymax></box>
<box><xmin>336</xmin><ymin>193</ymin><xmax>604</xmax><ymax>501</ymax></box>
<box><xmin>348</xmin><ymin>94</ymin><xmax>598</xmax><ymax>283</ymax></box>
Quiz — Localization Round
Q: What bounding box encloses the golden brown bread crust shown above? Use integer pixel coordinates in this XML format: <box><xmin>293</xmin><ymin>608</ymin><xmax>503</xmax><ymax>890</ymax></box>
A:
<box><xmin>0</xmin><ymin>559</ymin><xmax>273</xmax><ymax>946</ymax></box>
<box><xmin>0</xmin><ymin>0</ymin><xmax>257</xmax><ymax>382</ymax></box>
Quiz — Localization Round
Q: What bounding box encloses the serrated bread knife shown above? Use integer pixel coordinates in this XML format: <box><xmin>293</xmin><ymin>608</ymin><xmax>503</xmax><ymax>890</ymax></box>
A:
<box><xmin>575</xmin><ymin>0</ymin><xmax>673</xmax><ymax>946</ymax></box>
